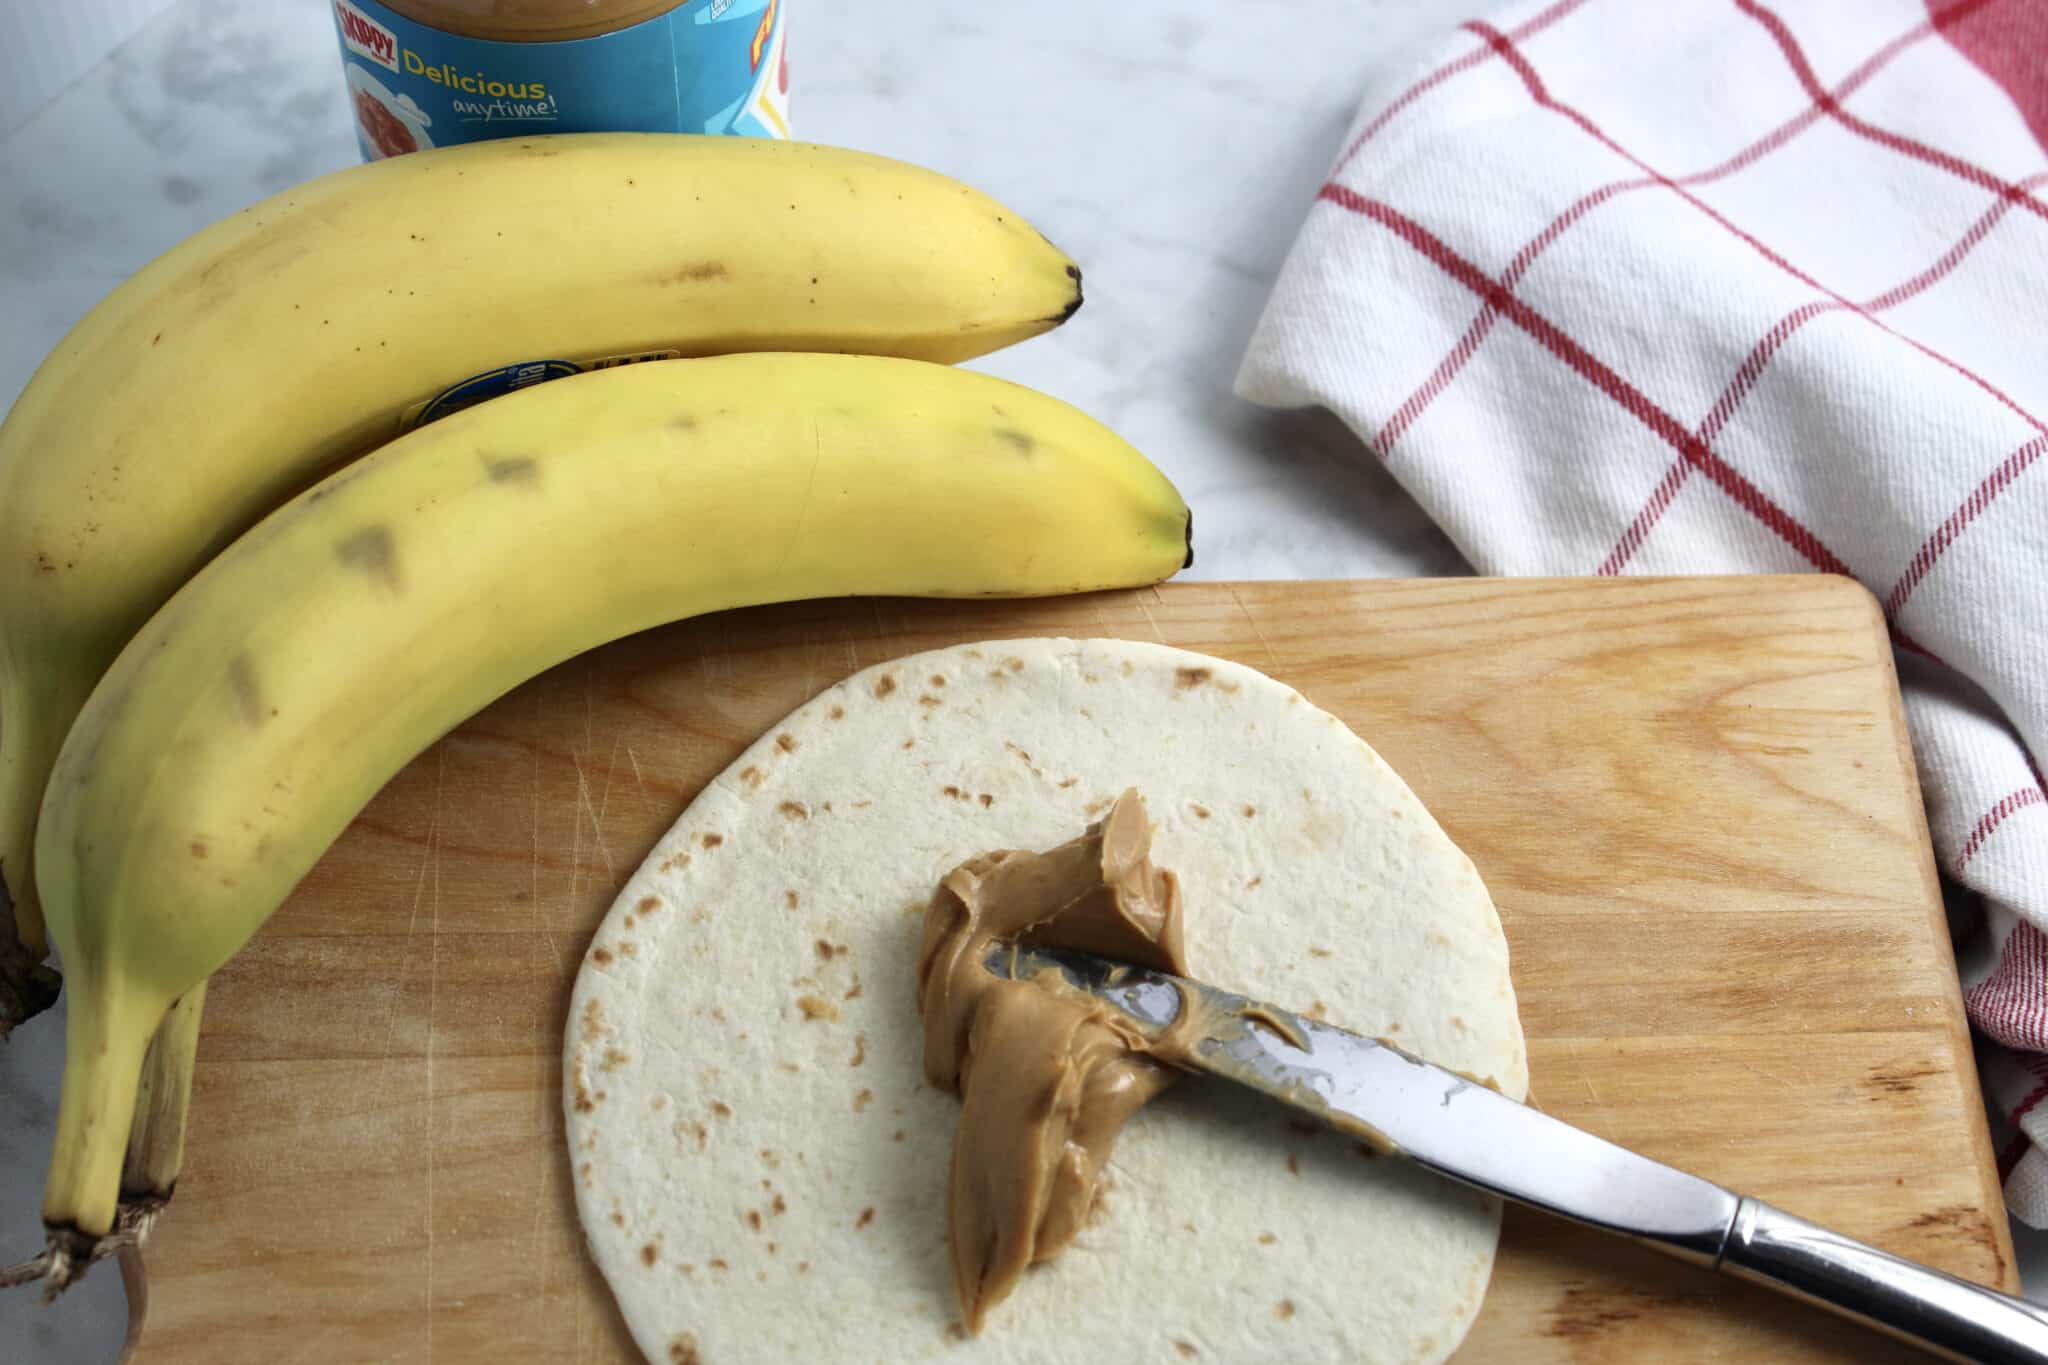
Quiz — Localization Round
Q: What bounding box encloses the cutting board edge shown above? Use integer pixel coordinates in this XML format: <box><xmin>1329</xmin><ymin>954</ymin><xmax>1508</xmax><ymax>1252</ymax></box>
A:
<box><xmin>1859</xmin><ymin>581</ymin><xmax>2019</xmax><ymax>1291</ymax></box>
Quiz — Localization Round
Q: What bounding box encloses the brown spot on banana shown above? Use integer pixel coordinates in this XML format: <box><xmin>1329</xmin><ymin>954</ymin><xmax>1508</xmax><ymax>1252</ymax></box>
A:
<box><xmin>482</xmin><ymin>455</ymin><xmax>538</xmax><ymax>485</ymax></box>
<box><xmin>670</xmin><ymin>262</ymin><xmax>729</xmax><ymax>283</ymax></box>
<box><xmin>227</xmin><ymin>655</ymin><xmax>266</xmax><ymax>726</ymax></box>
<box><xmin>304</xmin><ymin>463</ymin><xmax>366</xmax><ymax>505</ymax></box>
<box><xmin>335</xmin><ymin>526</ymin><xmax>400</xmax><ymax>591</ymax></box>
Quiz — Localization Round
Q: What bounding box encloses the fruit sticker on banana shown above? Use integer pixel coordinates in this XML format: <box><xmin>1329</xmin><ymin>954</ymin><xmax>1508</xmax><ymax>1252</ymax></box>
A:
<box><xmin>402</xmin><ymin>352</ymin><xmax>682</xmax><ymax>429</ymax></box>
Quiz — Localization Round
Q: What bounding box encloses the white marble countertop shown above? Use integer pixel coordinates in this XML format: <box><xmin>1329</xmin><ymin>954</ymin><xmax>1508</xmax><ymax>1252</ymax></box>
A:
<box><xmin>0</xmin><ymin>1</ymin><xmax>2038</xmax><ymax>1360</ymax></box>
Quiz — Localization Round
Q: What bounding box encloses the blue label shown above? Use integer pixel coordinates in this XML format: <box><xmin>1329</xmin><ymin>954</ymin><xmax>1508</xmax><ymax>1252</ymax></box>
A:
<box><xmin>410</xmin><ymin>359</ymin><xmax>582</xmax><ymax>426</ymax></box>
<box><xmin>403</xmin><ymin>349</ymin><xmax>684</xmax><ymax>429</ymax></box>
<box><xmin>331</xmin><ymin>0</ymin><xmax>789</xmax><ymax>162</ymax></box>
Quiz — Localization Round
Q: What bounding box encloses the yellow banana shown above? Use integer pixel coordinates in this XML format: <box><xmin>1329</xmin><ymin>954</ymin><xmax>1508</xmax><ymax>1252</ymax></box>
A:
<box><xmin>0</xmin><ymin>984</ymin><xmax>201</xmax><ymax>1297</ymax></box>
<box><xmin>0</xmin><ymin>132</ymin><xmax>1083</xmax><ymax>1007</ymax></box>
<box><xmin>35</xmin><ymin>351</ymin><xmax>1189</xmax><ymax>1267</ymax></box>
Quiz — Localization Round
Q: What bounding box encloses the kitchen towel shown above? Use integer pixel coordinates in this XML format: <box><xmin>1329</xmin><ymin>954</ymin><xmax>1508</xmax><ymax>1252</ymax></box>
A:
<box><xmin>1237</xmin><ymin>0</ymin><xmax>2048</xmax><ymax>1221</ymax></box>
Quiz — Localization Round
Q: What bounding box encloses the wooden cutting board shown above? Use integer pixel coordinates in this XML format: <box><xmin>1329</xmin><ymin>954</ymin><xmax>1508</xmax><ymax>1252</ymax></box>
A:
<box><xmin>133</xmin><ymin>576</ymin><xmax>2012</xmax><ymax>1362</ymax></box>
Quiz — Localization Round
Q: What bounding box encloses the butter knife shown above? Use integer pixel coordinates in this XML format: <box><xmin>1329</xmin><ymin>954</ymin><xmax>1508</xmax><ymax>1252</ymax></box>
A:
<box><xmin>987</xmin><ymin>944</ymin><xmax>2048</xmax><ymax>1365</ymax></box>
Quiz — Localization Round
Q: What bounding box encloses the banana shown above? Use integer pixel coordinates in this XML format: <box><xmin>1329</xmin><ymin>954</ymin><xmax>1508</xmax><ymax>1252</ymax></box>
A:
<box><xmin>0</xmin><ymin>960</ymin><xmax>207</xmax><ymax>1294</ymax></box>
<box><xmin>0</xmin><ymin>132</ymin><xmax>1084</xmax><ymax>1013</ymax></box>
<box><xmin>34</xmin><ymin>351</ymin><xmax>1189</xmax><ymax>1266</ymax></box>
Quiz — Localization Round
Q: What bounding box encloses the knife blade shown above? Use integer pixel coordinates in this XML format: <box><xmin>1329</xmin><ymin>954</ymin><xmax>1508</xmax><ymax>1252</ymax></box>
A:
<box><xmin>987</xmin><ymin>943</ymin><xmax>2048</xmax><ymax>1365</ymax></box>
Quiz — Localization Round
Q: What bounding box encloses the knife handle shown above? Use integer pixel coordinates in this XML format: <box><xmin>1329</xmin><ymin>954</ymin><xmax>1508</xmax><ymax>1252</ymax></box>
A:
<box><xmin>1718</xmin><ymin>1199</ymin><xmax>2048</xmax><ymax>1364</ymax></box>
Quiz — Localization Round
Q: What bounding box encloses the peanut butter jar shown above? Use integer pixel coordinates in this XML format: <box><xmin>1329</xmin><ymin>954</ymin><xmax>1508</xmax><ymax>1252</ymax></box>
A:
<box><xmin>329</xmin><ymin>0</ymin><xmax>788</xmax><ymax>160</ymax></box>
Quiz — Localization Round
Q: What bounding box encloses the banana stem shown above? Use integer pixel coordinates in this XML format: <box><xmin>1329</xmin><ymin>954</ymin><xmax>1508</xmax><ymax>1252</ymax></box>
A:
<box><xmin>121</xmin><ymin>980</ymin><xmax>206</xmax><ymax>1207</ymax></box>
<box><xmin>42</xmin><ymin>973</ymin><xmax>162</xmax><ymax>1245</ymax></box>
<box><xmin>0</xmin><ymin>1200</ymin><xmax>156</xmax><ymax>1302</ymax></box>
<box><xmin>117</xmin><ymin>1242</ymin><xmax>149</xmax><ymax>1362</ymax></box>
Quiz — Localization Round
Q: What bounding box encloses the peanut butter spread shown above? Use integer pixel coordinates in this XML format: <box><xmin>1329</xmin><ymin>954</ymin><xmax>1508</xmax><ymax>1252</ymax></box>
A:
<box><xmin>914</xmin><ymin>791</ymin><xmax>1190</xmax><ymax>1334</ymax></box>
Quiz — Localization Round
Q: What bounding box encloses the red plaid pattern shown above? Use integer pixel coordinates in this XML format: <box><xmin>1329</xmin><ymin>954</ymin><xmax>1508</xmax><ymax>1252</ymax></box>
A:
<box><xmin>1239</xmin><ymin>0</ymin><xmax>2048</xmax><ymax>1221</ymax></box>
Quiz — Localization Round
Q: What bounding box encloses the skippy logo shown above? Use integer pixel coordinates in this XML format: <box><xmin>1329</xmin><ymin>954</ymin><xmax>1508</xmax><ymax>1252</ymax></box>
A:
<box><xmin>334</xmin><ymin>0</ymin><xmax>399</xmax><ymax>74</ymax></box>
<box><xmin>750</xmin><ymin>0</ymin><xmax>778</xmax><ymax>69</ymax></box>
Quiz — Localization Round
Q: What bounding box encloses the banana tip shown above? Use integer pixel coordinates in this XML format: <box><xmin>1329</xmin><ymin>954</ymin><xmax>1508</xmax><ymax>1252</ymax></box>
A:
<box><xmin>1060</xmin><ymin>263</ymin><xmax>1083</xmax><ymax>323</ymax></box>
<box><xmin>1182</xmin><ymin>509</ymin><xmax>1194</xmax><ymax>570</ymax></box>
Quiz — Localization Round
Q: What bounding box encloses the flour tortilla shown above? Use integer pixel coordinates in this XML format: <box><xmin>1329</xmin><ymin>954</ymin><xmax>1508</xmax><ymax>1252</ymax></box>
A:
<box><xmin>565</xmin><ymin>639</ymin><xmax>1526</xmax><ymax>1364</ymax></box>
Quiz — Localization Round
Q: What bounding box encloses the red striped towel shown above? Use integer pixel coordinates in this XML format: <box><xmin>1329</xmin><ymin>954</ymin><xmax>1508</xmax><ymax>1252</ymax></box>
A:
<box><xmin>1237</xmin><ymin>0</ymin><xmax>2048</xmax><ymax>1222</ymax></box>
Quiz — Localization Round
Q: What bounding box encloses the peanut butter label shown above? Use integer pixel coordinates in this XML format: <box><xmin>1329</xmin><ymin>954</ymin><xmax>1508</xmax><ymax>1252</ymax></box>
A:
<box><xmin>331</xmin><ymin>0</ymin><xmax>789</xmax><ymax>162</ymax></box>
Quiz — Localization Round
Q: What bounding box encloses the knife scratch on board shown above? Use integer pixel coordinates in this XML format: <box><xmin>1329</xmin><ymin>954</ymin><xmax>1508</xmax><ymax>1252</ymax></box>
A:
<box><xmin>404</xmin><ymin>804</ymin><xmax>438</xmax><ymax>946</ymax></box>
<box><xmin>575</xmin><ymin>1226</ymin><xmax>589</xmax><ymax>1362</ymax></box>
<box><xmin>531</xmin><ymin>701</ymin><xmax>564</xmax><ymax>960</ymax></box>
<box><xmin>573</xmin><ymin>752</ymin><xmax>618</xmax><ymax>889</ymax></box>
<box><xmin>1135</xmin><ymin>589</ymin><xmax>1166</xmax><ymax>643</ymax></box>
<box><xmin>425</xmin><ymin>746</ymin><xmax>444</xmax><ymax>1365</ymax></box>
<box><xmin>594</xmin><ymin>736</ymin><xmax>622</xmax><ymax>881</ymax></box>
<box><xmin>531</xmin><ymin>687</ymin><xmax>545</xmax><ymax>917</ymax></box>
<box><xmin>1227</xmin><ymin>584</ymin><xmax>1280</xmax><ymax>669</ymax></box>
<box><xmin>1565</xmin><ymin>1039</ymin><xmax>1603</xmax><ymax>1109</ymax></box>
<box><xmin>376</xmin><ymin>802</ymin><xmax>439</xmax><ymax>1069</ymax></box>
<box><xmin>1739</xmin><ymin>1060</ymin><xmax>1798</xmax><ymax>1091</ymax></box>
<box><xmin>567</xmin><ymin>750</ymin><xmax>587</xmax><ymax>911</ymax></box>
<box><xmin>529</xmin><ymin>1152</ymin><xmax>550</xmax><ymax>1346</ymax></box>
